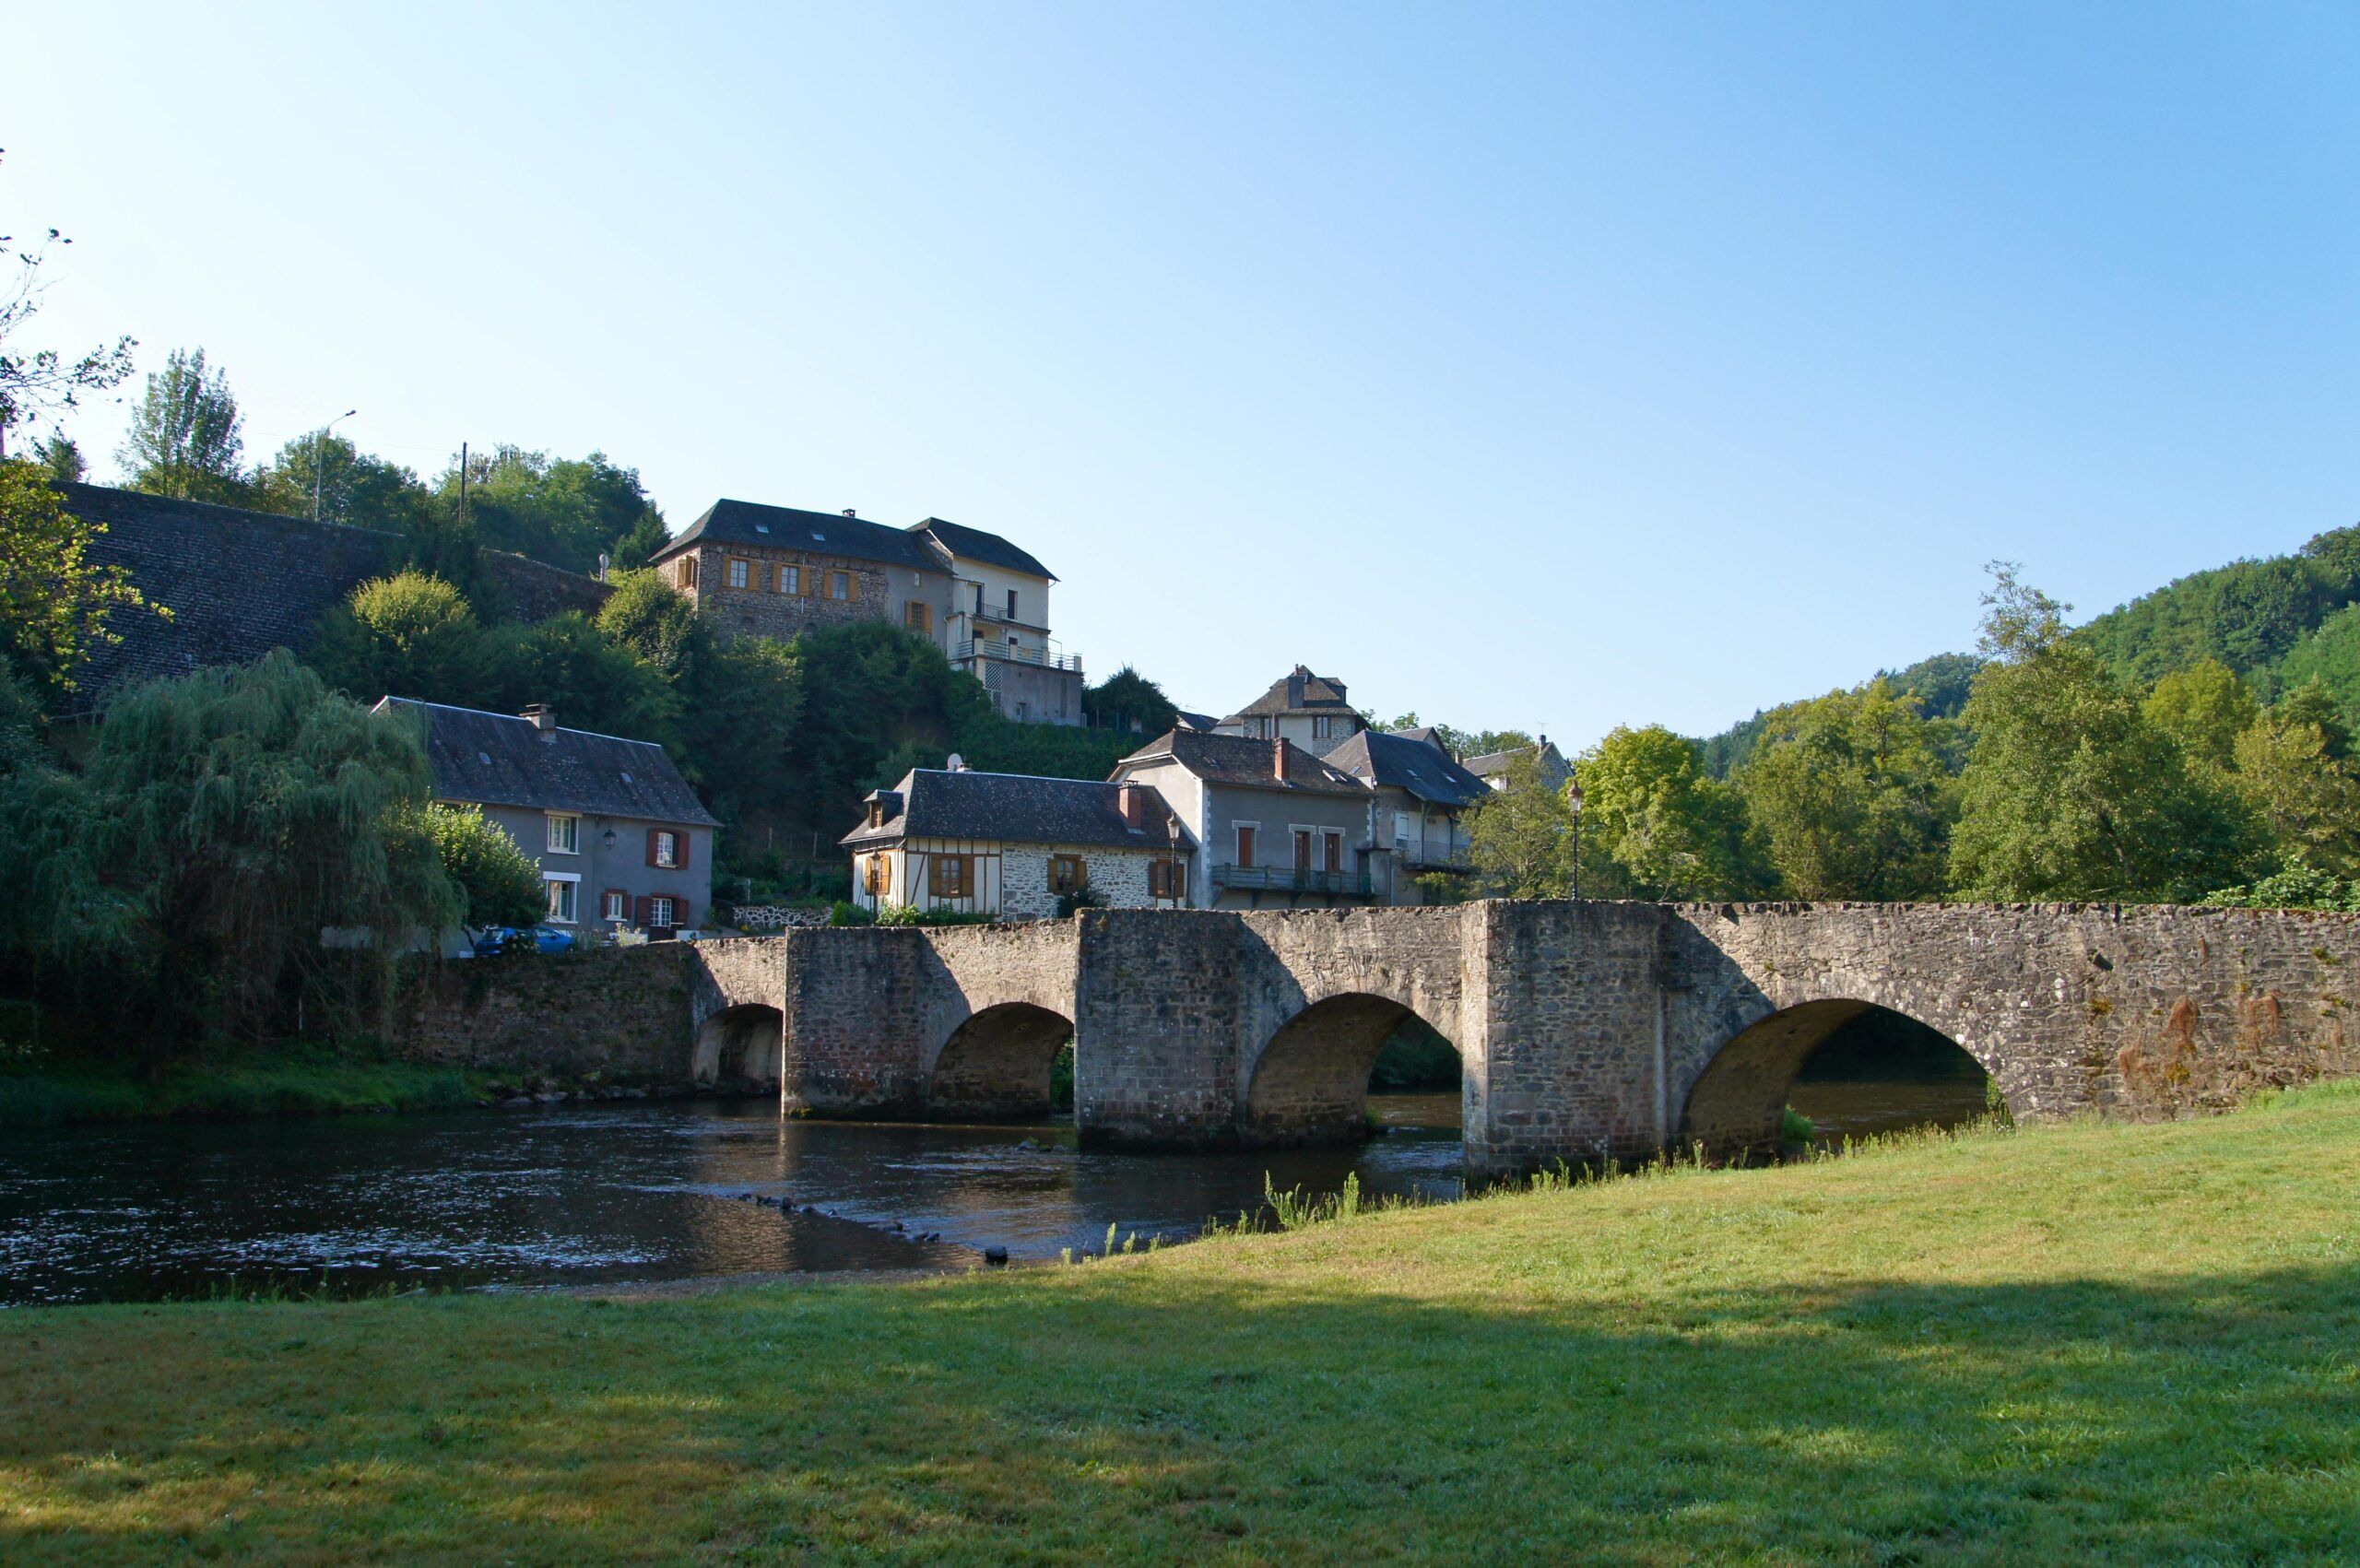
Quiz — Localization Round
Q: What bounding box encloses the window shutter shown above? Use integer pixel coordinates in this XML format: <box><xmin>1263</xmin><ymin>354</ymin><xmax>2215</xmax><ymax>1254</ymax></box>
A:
<box><xmin>633</xmin><ymin>894</ymin><xmax>654</xmax><ymax>926</ymax></box>
<box><xmin>645</xmin><ymin>829</ymin><xmax>659</xmax><ymax>867</ymax></box>
<box><xmin>676</xmin><ymin>831</ymin><xmax>690</xmax><ymax>870</ymax></box>
<box><xmin>673</xmin><ymin>899</ymin><xmax>691</xmax><ymax>928</ymax></box>
<box><xmin>849</xmin><ymin>572</ymin><xmax>862</xmax><ymax>602</ymax></box>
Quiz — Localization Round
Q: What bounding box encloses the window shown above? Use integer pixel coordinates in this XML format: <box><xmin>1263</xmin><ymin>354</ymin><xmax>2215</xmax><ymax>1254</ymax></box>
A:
<box><xmin>777</xmin><ymin>564</ymin><xmax>801</xmax><ymax>595</ymax></box>
<box><xmin>648</xmin><ymin>895</ymin><xmax>676</xmax><ymax>928</ymax></box>
<box><xmin>545</xmin><ymin>812</ymin><xmax>579</xmax><ymax>855</ymax></box>
<box><xmin>1149</xmin><ymin>858</ymin><xmax>1181</xmax><ymax>900</ymax></box>
<box><xmin>973</xmin><ymin>584</ymin><xmax>985</xmax><ymax>616</ymax></box>
<box><xmin>1050</xmin><ymin>855</ymin><xmax>1087</xmax><ymax>896</ymax></box>
<box><xmin>726</xmin><ymin>558</ymin><xmax>750</xmax><ymax>589</ymax></box>
<box><xmin>1324</xmin><ymin>831</ymin><xmax>1343</xmax><ymax>873</ymax></box>
<box><xmin>830</xmin><ymin>572</ymin><xmax>851</xmax><ymax>601</ymax></box>
<box><xmin>601</xmin><ymin>889</ymin><xmax>627</xmax><ymax>922</ymax></box>
<box><xmin>1293</xmin><ymin>829</ymin><xmax>1314</xmax><ymax>871</ymax></box>
<box><xmin>1234</xmin><ymin>824</ymin><xmax>1257</xmax><ymax>867</ymax></box>
<box><xmin>864</xmin><ymin>854</ymin><xmax>891</xmax><ymax>895</ymax></box>
<box><xmin>545</xmin><ymin>878</ymin><xmax>578</xmax><ymax>925</ymax></box>
<box><xmin>1313</xmin><ymin>714</ymin><xmax>1333</xmax><ymax>740</ymax></box>
<box><xmin>1005</xmin><ymin>587</ymin><xmax>1019</xmax><ymax>619</ymax></box>
<box><xmin>649</xmin><ymin>830</ymin><xmax>680</xmax><ymax>869</ymax></box>
<box><xmin>677</xmin><ymin>557</ymin><xmax>699</xmax><ymax>589</ymax></box>
<box><xmin>906</xmin><ymin>601</ymin><xmax>931</xmax><ymax>634</ymax></box>
<box><xmin>930</xmin><ymin>855</ymin><xmax>972</xmax><ymax>900</ymax></box>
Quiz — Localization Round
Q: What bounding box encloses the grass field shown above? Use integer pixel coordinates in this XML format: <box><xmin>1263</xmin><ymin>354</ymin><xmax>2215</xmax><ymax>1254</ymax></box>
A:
<box><xmin>6</xmin><ymin>1087</ymin><xmax>2359</xmax><ymax>1564</ymax></box>
<box><xmin>0</xmin><ymin>1043</ymin><xmax>490</xmax><ymax>1127</ymax></box>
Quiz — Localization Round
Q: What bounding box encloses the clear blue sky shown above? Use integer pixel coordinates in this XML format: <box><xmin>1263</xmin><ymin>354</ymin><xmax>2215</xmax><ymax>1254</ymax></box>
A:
<box><xmin>13</xmin><ymin>4</ymin><xmax>2357</xmax><ymax>745</ymax></box>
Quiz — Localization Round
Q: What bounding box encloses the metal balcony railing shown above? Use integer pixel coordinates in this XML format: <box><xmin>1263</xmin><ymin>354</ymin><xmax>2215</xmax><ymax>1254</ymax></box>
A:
<box><xmin>1212</xmin><ymin>865</ymin><xmax>1376</xmax><ymax>897</ymax></box>
<box><xmin>953</xmin><ymin>639</ymin><xmax>1083</xmax><ymax>674</ymax></box>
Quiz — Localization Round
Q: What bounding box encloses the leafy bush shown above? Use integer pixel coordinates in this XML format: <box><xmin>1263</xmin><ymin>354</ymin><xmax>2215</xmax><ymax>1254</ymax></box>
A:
<box><xmin>1782</xmin><ymin>1105</ymin><xmax>1816</xmax><ymax>1144</ymax></box>
<box><xmin>829</xmin><ymin>901</ymin><xmax>875</xmax><ymax>927</ymax></box>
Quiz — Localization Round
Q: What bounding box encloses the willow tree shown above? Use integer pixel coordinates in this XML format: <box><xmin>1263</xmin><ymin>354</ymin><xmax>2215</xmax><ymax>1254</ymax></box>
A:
<box><xmin>2</xmin><ymin>652</ymin><xmax>461</xmax><ymax>1052</ymax></box>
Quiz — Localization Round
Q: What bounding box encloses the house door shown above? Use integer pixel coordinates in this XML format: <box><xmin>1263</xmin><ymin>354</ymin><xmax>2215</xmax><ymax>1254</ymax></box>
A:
<box><xmin>1292</xmin><ymin>830</ymin><xmax>1312</xmax><ymax>872</ymax></box>
<box><xmin>1323</xmin><ymin>831</ymin><xmax>1342</xmax><ymax>874</ymax></box>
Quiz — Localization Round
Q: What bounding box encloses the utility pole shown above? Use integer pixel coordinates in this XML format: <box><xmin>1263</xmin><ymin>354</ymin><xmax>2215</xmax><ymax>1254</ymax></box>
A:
<box><xmin>313</xmin><ymin>409</ymin><xmax>357</xmax><ymax>522</ymax></box>
<box><xmin>458</xmin><ymin>441</ymin><xmax>469</xmax><ymax>532</ymax></box>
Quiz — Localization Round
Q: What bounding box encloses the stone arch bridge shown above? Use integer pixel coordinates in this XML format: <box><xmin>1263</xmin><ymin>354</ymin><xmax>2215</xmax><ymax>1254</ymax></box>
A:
<box><xmin>677</xmin><ymin>901</ymin><xmax>2360</xmax><ymax>1178</ymax></box>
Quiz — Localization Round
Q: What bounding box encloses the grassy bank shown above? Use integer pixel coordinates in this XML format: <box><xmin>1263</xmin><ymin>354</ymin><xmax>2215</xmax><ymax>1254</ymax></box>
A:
<box><xmin>6</xmin><ymin>1090</ymin><xmax>2360</xmax><ymax>1563</ymax></box>
<box><xmin>0</xmin><ymin>1043</ymin><xmax>490</xmax><ymax>1127</ymax></box>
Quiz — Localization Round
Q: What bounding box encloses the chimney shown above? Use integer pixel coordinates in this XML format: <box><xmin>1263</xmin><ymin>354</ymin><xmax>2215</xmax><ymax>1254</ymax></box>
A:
<box><xmin>1117</xmin><ymin>781</ymin><xmax>1147</xmax><ymax>828</ymax></box>
<box><xmin>842</xmin><ymin>508</ymin><xmax>858</xmax><ymax>518</ymax></box>
<box><xmin>521</xmin><ymin>703</ymin><xmax>557</xmax><ymax>733</ymax></box>
<box><xmin>1272</xmin><ymin>737</ymin><xmax>1290</xmax><ymax>782</ymax></box>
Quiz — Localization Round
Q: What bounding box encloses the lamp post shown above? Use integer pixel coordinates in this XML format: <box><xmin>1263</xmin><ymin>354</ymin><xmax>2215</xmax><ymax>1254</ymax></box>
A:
<box><xmin>1566</xmin><ymin>773</ymin><xmax>1585</xmax><ymax>902</ymax></box>
<box><xmin>313</xmin><ymin>409</ymin><xmax>357</xmax><ymax>521</ymax></box>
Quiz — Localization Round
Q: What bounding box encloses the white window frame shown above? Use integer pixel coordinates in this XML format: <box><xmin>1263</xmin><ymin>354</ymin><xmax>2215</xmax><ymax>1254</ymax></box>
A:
<box><xmin>1233</xmin><ymin>821</ymin><xmax>1260</xmax><ymax>866</ymax></box>
<box><xmin>778</xmin><ymin>563</ymin><xmax>800</xmax><ymax>595</ymax></box>
<box><xmin>546</xmin><ymin>812</ymin><xmax>580</xmax><ymax>855</ymax></box>
<box><xmin>544</xmin><ymin>871</ymin><xmax>582</xmax><ymax>925</ymax></box>
<box><xmin>601</xmin><ymin>889</ymin><xmax>628</xmax><ymax>922</ymax></box>
<box><xmin>830</xmin><ymin>572</ymin><xmax>851</xmax><ymax>601</ymax></box>
<box><xmin>1313</xmin><ymin>713</ymin><xmax>1333</xmax><ymax>740</ymax></box>
<box><xmin>654</xmin><ymin>831</ymin><xmax>679</xmax><ymax>869</ymax></box>
<box><xmin>1289</xmin><ymin>824</ymin><xmax>1319</xmax><ymax>871</ymax></box>
<box><xmin>726</xmin><ymin>557</ymin><xmax>750</xmax><ymax>589</ymax></box>
<box><xmin>648</xmin><ymin>895</ymin><xmax>676</xmax><ymax>927</ymax></box>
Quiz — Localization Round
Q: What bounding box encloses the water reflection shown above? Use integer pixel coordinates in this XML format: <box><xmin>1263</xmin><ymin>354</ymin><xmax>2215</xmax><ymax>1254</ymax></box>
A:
<box><xmin>0</xmin><ymin>1097</ymin><xmax>1465</xmax><ymax>1306</ymax></box>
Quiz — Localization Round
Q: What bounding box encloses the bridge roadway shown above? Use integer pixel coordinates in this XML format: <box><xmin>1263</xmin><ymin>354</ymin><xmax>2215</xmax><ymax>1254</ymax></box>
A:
<box><xmin>682</xmin><ymin>901</ymin><xmax>2360</xmax><ymax>1178</ymax></box>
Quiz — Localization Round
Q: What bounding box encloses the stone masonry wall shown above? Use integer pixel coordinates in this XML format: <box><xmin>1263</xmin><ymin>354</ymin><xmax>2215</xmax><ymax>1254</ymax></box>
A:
<box><xmin>1000</xmin><ymin>847</ymin><xmax>1165</xmax><ymax>922</ymax></box>
<box><xmin>395</xmin><ymin>942</ymin><xmax>694</xmax><ymax>1080</ymax></box>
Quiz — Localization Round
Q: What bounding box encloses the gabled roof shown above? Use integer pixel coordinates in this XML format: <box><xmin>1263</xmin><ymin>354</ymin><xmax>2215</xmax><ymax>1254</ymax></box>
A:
<box><xmin>1467</xmin><ymin>739</ymin><xmax>1567</xmax><ymax>781</ymax></box>
<box><xmin>1230</xmin><ymin>665</ymin><xmax>1359</xmax><ymax>720</ymax></box>
<box><xmin>1115</xmin><ymin>730</ymin><xmax>1370</xmax><ymax>797</ymax></box>
<box><xmin>1323</xmin><ymin>730</ymin><xmax>1491</xmax><ymax>808</ymax></box>
<box><xmin>840</xmin><ymin>769</ymin><xmax>1190</xmax><ymax>850</ymax></box>
<box><xmin>1174</xmin><ymin>711</ymin><xmax>1220</xmax><ymax>732</ymax></box>
<box><xmin>1388</xmin><ymin>725</ymin><xmax>1447</xmax><ymax>750</ymax></box>
<box><xmin>911</xmin><ymin>517</ymin><xmax>1056</xmax><ymax>582</ymax></box>
<box><xmin>375</xmin><ymin>698</ymin><xmax>720</xmax><ymax>827</ymax></box>
<box><xmin>652</xmin><ymin>500</ymin><xmax>946</xmax><ymax>576</ymax></box>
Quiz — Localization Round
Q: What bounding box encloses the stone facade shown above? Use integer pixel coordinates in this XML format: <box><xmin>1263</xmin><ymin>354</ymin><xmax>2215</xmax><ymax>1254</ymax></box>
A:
<box><xmin>662</xmin><ymin>539</ymin><xmax>949</xmax><ymax>646</ymax></box>
<box><xmin>999</xmin><ymin>843</ymin><xmax>1165</xmax><ymax>921</ymax></box>
<box><xmin>390</xmin><ymin>899</ymin><xmax>2360</xmax><ymax>1181</ymax></box>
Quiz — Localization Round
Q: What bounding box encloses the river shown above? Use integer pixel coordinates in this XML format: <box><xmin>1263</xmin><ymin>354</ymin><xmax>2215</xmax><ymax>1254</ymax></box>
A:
<box><xmin>0</xmin><ymin>1081</ymin><xmax>1984</xmax><ymax>1306</ymax></box>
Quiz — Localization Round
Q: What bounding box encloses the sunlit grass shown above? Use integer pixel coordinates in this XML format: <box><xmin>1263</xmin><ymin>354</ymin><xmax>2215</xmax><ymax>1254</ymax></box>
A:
<box><xmin>6</xmin><ymin>1085</ymin><xmax>2360</xmax><ymax>1562</ymax></box>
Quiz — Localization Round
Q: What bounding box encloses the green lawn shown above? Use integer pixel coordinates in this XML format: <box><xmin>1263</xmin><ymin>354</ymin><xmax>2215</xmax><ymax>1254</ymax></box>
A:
<box><xmin>6</xmin><ymin>1089</ymin><xmax>2360</xmax><ymax>1564</ymax></box>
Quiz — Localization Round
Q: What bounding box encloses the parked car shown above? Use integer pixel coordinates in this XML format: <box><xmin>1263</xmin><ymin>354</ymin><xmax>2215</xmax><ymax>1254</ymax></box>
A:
<box><xmin>469</xmin><ymin>925</ymin><xmax>577</xmax><ymax>956</ymax></box>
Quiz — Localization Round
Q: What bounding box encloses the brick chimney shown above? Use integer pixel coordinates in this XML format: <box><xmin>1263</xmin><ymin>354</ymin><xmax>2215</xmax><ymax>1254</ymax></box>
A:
<box><xmin>1117</xmin><ymin>781</ymin><xmax>1147</xmax><ymax>828</ymax></box>
<box><xmin>521</xmin><ymin>703</ymin><xmax>557</xmax><ymax>733</ymax></box>
<box><xmin>1271</xmin><ymin>737</ymin><xmax>1290</xmax><ymax>781</ymax></box>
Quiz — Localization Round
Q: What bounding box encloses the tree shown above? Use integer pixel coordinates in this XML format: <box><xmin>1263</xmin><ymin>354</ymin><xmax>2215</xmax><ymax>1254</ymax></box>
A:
<box><xmin>0</xmin><ymin>460</ymin><xmax>159</xmax><ymax>697</ymax></box>
<box><xmin>0</xmin><ymin>652</ymin><xmax>461</xmax><ymax>1054</ymax></box>
<box><xmin>478</xmin><ymin>612</ymin><xmax>681</xmax><ymax>747</ymax></box>
<box><xmin>418</xmin><ymin>803</ymin><xmax>543</xmax><ymax>928</ymax></box>
<box><xmin>1949</xmin><ymin>564</ymin><xmax>2250</xmax><ymax>902</ymax></box>
<box><xmin>1083</xmin><ymin>666</ymin><xmax>1179</xmax><ymax>736</ymax></box>
<box><xmin>304</xmin><ymin>572</ymin><xmax>491</xmax><ymax>706</ymax></box>
<box><xmin>437</xmin><ymin>446</ymin><xmax>667</xmax><ymax>576</ymax></box>
<box><xmin>255</xmin><ymin>429</ymin><xmax>432</xmax><ymax>533</ymax></box>
<box><xmin>118</xmin><ymin>347</ymin><xmax>250</xmax><ymax>503</ymax></box>
<box><xmin>1575</xmin><ymin>725</ymin><xmax>1765</xmax><ymax>900</ymax></box>
<box><xmin>1733</xmin><ymin>679</ymin><xmax>1955</xmax><ymax>901</ymax></box>
<box><xmin>2143</xmin><ymin>658</ymin><xmax>2258</xmax><ymax>777</ymax></box>
<box><xmin>31</xmin><ymin>432</ymin><xmax>83</xmax><ymax>484</ymax></box>
<box><xmin>2229</xmin><ymin>681</ymin><xmax>2360</xmax><ymax>878</ymax></box>
<box><xmin>596</xmin><ymin>568</ymin><xmax>703</xmax><ymax>678</ymax></box>
<box><xmin>1465</xmin><ymin>749</ymin><xmax>1572</xmax><ymax>897</ymax></box>
<box><xmin>0</xmin><ymin>159</ymin><xmax>136</xmax><ymax>461</ymax></box>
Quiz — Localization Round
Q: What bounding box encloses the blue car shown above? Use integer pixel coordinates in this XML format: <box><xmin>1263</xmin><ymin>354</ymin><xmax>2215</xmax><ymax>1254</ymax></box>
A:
<box><xmin>471</xmin><ymin>925</ymin><xmax>576</xmax><ymax>956</ymax></box>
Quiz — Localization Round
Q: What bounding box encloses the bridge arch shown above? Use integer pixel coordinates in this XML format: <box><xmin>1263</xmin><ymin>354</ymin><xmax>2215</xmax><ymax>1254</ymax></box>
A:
<box><xmin>693</xmin><ymin>1003</ymin><xmax>784</xmax><ymax>1088</ymax></box>
<box><xmin>1241</xmin><ymin>990</ymin><xmax>1463</xmax><ymax>1146</ymax></box>
<box><xmin>926</xmin><ymin>1001</ymin><xmax>1075</xmax><ymax>1120</ymax></box>
<box><xmin>1680</xmin><ymin>996</ymin><xmax>1996</xmax><ymax>1157</ymax></box>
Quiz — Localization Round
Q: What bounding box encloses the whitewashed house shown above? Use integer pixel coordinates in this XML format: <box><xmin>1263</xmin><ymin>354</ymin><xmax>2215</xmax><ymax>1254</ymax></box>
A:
<box><xmin>841</xmin><ymin>765</ymin><xmax>1193</xmax><ymax>920</ymax></box>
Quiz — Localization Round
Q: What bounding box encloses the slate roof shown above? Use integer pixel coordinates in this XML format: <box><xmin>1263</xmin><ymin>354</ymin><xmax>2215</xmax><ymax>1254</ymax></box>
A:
<box><xmin>55</xmin><ymin>484</ymin><xmax>608</xmax><ymax>717</ymax></box>
<box><xmin>1230</xmin><ymin>665</ymin><xmax>1359</xmax><ymax>720</ymax></box>
<box><xmin>375</xmin><ymin>698</ymin><xmax>721</xmax><ymax>827</ymax></box>
<box><xmin>1174</xmin><ymin>711</ymin><xmax>1220</xmax><ymax>732</ymax></box>
<box><xmin>1388</xmin><ymin>725</ymin><xmax>1447</xmax><ymax>750</ymax></box>
<box><xmin>840</xmin><ymin>769</ymin><xmax>1191</xmax><ymax>850</ymax></box>
<box><xmin>911</xmin><ymin>517</ymin><xmax>1056</xmax><ymax>582</ymax></box>
<box><xmin>652</xmin><ymin>500</ymin><xmax>946</xmax><ymax>575</ymax></box>
<box><xmin>1115</xmin><ymin>729</ymin><xmax>1370</xmax><ymax>797</ymax></box>
<box><xmin>1467</xmin><ymin>740</ymin><xmax>1567</xmax><ymax>782</ymax></box>
<box><xmin>1322</xmin><ymin>730</ymin><xmax>1492</xmax><ymax>808</ymax></box>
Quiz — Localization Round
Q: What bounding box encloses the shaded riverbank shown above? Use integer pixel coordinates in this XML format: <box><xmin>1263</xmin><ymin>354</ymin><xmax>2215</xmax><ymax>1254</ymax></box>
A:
<box><xmin>0</xmin><ymin>1044</ymin><xmax>495</xmax><ymax>1129</ymax></box>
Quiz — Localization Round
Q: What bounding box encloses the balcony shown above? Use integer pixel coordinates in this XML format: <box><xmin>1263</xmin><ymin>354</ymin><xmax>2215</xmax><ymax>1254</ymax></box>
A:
<box><xmin>954</xmin><ymin>639</ymin><xmax>1083</xmax><ymax>674</ymax></box>
<box><xmin>1396</xmin><ymin>844</ymin><xmax>1475</xmax><ymax>873</ymax></box>
<box><xmin>1212</xmin><ymin>865</ymin><xmax>1377</xmax><ymax>898</ymax></box>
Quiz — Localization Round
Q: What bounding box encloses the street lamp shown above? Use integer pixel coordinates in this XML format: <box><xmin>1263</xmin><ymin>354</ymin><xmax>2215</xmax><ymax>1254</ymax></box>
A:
<box><xmin>1565</xmin><ymin>773</ymin><xmax>1585</xmax><ymax>902</ymax></box>
<box><xmin>313</xmin><ymin>409</ymin><xmax>357</xmax><ymax>521</ymax></box>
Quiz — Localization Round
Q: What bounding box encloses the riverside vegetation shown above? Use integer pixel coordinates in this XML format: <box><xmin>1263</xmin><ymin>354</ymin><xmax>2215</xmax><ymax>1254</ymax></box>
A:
<box><xmin>5</xmin><ymin>1084</ymin><xmax>2358</xmax><ymax>1563</ymax></box>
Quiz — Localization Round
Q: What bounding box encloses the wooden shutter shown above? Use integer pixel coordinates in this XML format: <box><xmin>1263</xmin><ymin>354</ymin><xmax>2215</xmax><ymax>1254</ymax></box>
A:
<box><xmin>633</xmin><ymin>894</ymin><xmax>654</xmax><ymax>926</ymax></box>
<box><xmin>644</xmin><ymin>829</ymin><xmax>659</xmax><ymax>867</ymax></box>
<box><xmin>675</xmin><ymin>831</ymin><xmax>690</xmax><ymax>870</ymax></box>
<box><xmin>849</xmin><ymin>572</ymin><xmax>862</xmax><ymax>602</ymax></box>
<box><xmin>673</xmin><ymin>899</ymin><xmax>691</xmax><ymax>928</ymax></box>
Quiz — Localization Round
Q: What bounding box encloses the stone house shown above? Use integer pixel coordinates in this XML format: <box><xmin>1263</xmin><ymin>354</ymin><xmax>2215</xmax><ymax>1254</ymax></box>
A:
<box><xmin>1321</xmin><ymin>728</ymin><xmax>1493</xmax><ymax>903</ymax></box>
<box><xmin>913</xmin><ymin>517</ymin><xmax>1084</xmax><ymax>726</ymax></box>
<box><xmin>645</xmin><ymin>499</ymin><xmax>1084</xmax><ymax>725</ymax></box>
<box><xmin>1467</xmin><ymin>736</ymin><xmax>1572</xmax><ymax>794</ymax></box>
<box><xmin>1214</xmin><ymin>666</ymin><xmax>1365</xmax><ymax>749</ymax></box>
<box><xmin>840</xmin><ymin>765</ymin><xmax>1192</xmax><ymax>921</ymax></box>
<box><xmin>377</xmin><ymin>698</ymin><xmax>718</xmax><ymax>938</ymax></box>
<box><xmin>1106</xmin><ymin>730</ymin><xmax>1379</xmax><ymax>910</ymax></box>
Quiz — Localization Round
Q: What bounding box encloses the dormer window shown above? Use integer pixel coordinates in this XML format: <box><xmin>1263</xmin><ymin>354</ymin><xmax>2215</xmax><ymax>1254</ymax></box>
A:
<box><xmin>867</xmin><ymin>800</ymin><xmax>883</xmax><ymax>829</ymax></box>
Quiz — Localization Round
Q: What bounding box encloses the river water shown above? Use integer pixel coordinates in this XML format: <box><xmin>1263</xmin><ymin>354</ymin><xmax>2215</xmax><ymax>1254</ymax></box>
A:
<box><xmin>0</xmin><ymin>1082</ymin><xmax>1983</xmax><ymax>1307</ymax></box>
